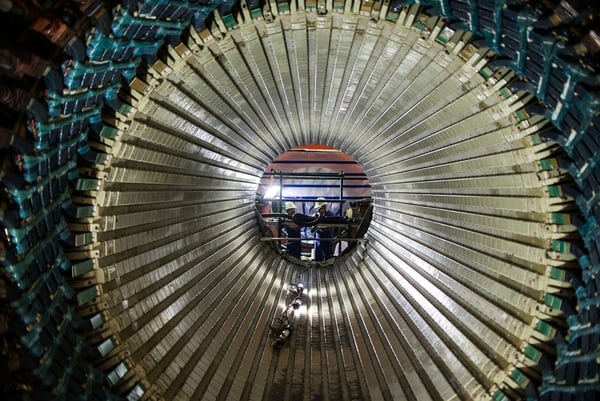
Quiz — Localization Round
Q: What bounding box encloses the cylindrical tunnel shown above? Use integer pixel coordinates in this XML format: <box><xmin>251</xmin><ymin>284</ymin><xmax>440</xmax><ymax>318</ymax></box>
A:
<box><xmin>1</xmin><ymin>1</ymin><xmax>599</xmax><ymax>401</ymax></box>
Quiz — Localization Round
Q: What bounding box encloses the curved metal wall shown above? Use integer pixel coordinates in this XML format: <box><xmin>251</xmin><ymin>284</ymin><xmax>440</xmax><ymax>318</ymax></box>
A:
<box><xmin>1</xmin><ymin>1</ymin><xmax>599</xmax><ymax>401</ymax></box>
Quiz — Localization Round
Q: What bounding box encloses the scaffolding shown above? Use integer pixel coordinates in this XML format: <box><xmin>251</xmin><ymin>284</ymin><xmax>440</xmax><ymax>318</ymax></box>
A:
<box><xmin>257</xmin><ymin>170</ymin><xmax>372</xmax><ymax>261</ymax></box>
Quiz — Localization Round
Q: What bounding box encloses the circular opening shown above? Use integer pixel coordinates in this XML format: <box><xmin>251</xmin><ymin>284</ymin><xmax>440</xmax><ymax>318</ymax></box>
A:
<box><xmin>255</xmin><ymin>145</ymin><xmax>372</xmax><ymax>264</ymax></box>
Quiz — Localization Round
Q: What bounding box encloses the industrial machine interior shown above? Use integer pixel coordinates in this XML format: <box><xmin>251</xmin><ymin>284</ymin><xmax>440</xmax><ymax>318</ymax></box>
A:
<box><xmin>1</xmin><ymin>0</ymin><xmax>599</xmax><ymax>400</ymax></box>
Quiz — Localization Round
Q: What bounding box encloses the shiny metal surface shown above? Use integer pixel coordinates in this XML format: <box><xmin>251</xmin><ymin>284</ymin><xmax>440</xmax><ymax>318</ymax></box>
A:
<box><xmin>58</xmin><ymin>3</ymin><xmax>581</xmax><ymax>401</ymax></box>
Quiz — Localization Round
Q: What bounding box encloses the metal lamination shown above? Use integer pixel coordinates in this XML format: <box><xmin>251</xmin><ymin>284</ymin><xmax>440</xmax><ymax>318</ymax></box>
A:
<box><xmin>77</xmin><ymin>6</ymin><xmax>577</xmax><ymax>401</ymax></box>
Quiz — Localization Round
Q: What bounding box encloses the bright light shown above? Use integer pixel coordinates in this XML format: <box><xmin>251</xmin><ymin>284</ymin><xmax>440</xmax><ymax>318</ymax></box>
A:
<box><xmin>264</xmin><ymin>185</ymin><xmax>280</xmax><ymax>199</ymax></box>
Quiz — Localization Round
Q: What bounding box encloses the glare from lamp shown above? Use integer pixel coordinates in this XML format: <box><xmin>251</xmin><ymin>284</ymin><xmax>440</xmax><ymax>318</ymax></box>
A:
<box><xmin>264</xmin><ymin>185</ymin><xmax>281</xmax><ymax>199</ymax></box>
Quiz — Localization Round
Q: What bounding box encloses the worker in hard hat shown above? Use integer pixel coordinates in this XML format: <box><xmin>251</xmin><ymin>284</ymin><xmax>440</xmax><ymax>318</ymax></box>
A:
<box><xmin>313</xmin><ymin>198</ymin><xmax>335</xmax><ymax>261</ymax></box>
<box><xmin>282</xmin><ymin>201</ymin><xmax>302</xmax><ymax>259</ymax></box>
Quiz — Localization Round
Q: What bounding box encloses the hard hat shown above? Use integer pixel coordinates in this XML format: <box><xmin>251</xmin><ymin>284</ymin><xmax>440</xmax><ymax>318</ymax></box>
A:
<box><xmin>284</xmin><ymin>201</ymin><xmax>296</xmax><ymax>210</ymax></box>
<box><xmin>315</xmin><ymin>198</ymin><xmax>328</xmax><ymax>209</ymax></box>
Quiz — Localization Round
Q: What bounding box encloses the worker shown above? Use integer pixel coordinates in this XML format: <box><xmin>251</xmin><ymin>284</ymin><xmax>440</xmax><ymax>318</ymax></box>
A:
<box><xmin>313</xmin><ymin>198</ymin><xmax>335</xmax><ymax>261</ymax></box>
<box><xmin>282</xmin><ymin>201</ymin><xmax>302</xmax><ymax>259</ymax></box>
